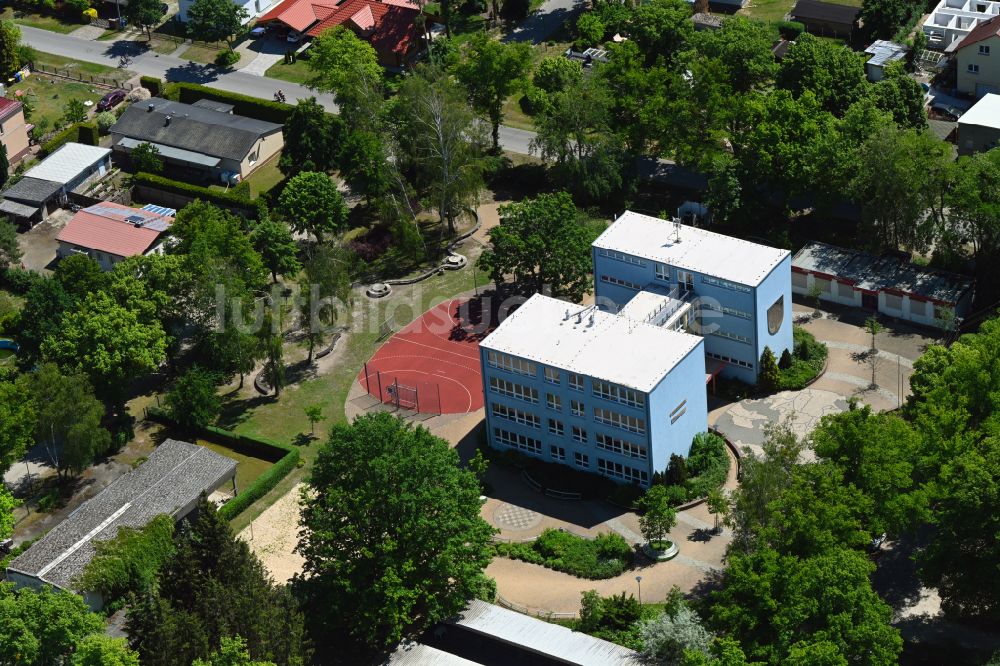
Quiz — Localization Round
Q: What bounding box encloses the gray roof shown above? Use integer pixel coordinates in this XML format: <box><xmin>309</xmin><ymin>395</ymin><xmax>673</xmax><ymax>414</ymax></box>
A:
<box><xmin>384</xmin><ymin>642</ymin><xmax>482</xmax><ymax>665</ymax></box>
<box><xmin>7</xmin><ymin>439</ymin><xmax>236</xmax><ymax>591</ymax></box>
<box><xmin>450</xmin><ymin>600</ymin><xmax>642</xmax><ymax>665</ymax></box>
<box><xmin>865</xmin><ymin>40</ymin><xmax>908</xmax><ymax>67</ymax></box>
<box><xmin>792</xmin><ymin>241</ymin><xmax>975</xmax><ymax>304</ymax></box>
<box><xmin>2</xmin><ymin>177</ymin><xmax>63</xmax><ymax>205</ymax></box>
<box><xmin>192</xmin><ymin>99</ymin><xmax>236</xmax><ymax>114</ymax></box>
<box><xmin>117</xmin><ymin>137</ymin><xmax>222</xmax><ymax>168</ymax></box>
<box><xmin>0</xmin><ymin>199</ymin><xmax>40</xmax><ymax>218</ymax></box>
<box><xmin>110</xmin><ymin>98</ymin><xmax>282</xmax><ymax>162</ymax></box>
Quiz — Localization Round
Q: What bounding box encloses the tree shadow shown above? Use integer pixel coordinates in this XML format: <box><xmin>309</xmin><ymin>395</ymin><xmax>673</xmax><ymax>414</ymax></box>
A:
<box><xmin>217</xmin><ymin>394</ymin><xmax>277</xmax><ymax>430</ymax></box>
<box><xmin>163</xmin><ymin>61</ymin><xmax>221</xmax><ymax>84</ymax></box>
<box><xmin>687</xmin><ymin>528</ymin><xmax>717</xmax><ymax>543</ymax></box>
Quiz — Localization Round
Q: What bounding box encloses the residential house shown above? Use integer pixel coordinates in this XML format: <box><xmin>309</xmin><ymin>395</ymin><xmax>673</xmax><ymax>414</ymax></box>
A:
<box><xmin>864</xmin><ymin>40</ymin><xmax>908</xmax><ymax>81</ymax></box>
<box><xmin>178</xmin><ymin>0</ymin><xmax>273</xmax><ymax>23</ymax></box>
<box><xmin>55</xmin><ymin>202</ymin><xmax>174</xmax><ymax>271</ymax></box>
<box><xmin>789</xmin><ymin>0</ymin><xmax>860</xmax><ymax>40</ymax></box>
<box><xmin>0</xmin><ymin>143</ymin><xmax>112</xmax><ymax>225</ymax></box>
<box><xmin>305</xmin><ymin>0</ymin><xmax>423</xmax><ymax>68</ymax></box>
<box><xmin>958</xmin><ymin>93</ymin><xmax>1000</xmax><ymax>152</ymax></box>
<box><xmin>792</xmin><ymin>241</ymin><xmax>975</xmax><ymax>329</ymax></box>
<box><xmin>109</xmin><ymin>98</ymin><xmax>283</xmax><ymax>183</ymax></box>
<box><xmin>0</xmin><ymin>98</ymin><xmax>30</xmax><ymax>166</ymax></box>
<box><xmin>953</xmin><ymin>14</ymin><xmax>1000</xmax><ymax>97</ymax></box>
<box><xmin>256</xmin><ymin>0</ymin><xmax>341</xmax><ymax>37</ymax></box>
<box><xmin>6</xmin><ymin>439</ymin><xmax>236</xmax><ymax>610</ymax></box>
<box><xmin>924</xmin><ymin>0</ymin><xmax>1000</xmax><ymax>51</ymax></box>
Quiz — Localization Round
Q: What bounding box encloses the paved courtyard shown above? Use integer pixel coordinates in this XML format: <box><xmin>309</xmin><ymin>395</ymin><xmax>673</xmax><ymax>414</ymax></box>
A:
<box><xmin>16</xmin><ymin>209</ymin><xmax>71</xmax><ymax>273</ymax></box>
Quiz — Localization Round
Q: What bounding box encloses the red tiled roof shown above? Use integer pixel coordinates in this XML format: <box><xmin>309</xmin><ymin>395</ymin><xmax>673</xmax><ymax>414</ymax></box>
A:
<box><xmin>56</xmin><ymin>202</ymin><xmax>172</xmax><ymax>258</ymax></box>
<box><xmin>258</xmin><ymin>0</ymin><xmax>339</xmax><ymax>33</ymax></box>
<box><xmin>0</xmin><ymin>97</ymin><xmax>23</xmax><ymax>121</ymax></box>
<box><xmin>306</xmin><ymin>0</ymin><xmax>421</xmax><ymax>55</ymax></box>
<box><xmin>955</xmin><ymin>14</ymin><xmax>1000</xmax><ymax>52</ymax></box>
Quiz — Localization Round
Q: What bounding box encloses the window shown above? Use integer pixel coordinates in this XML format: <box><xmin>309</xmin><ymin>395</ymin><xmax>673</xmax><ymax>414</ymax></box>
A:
<box><xmin>491</xmin><ymin>402</ymin><xmax>541</xmax><ymax>428</ymax></box>
<box><xmin>549</xmin><ymin>419</ymin><xmax>564</xmax><ymax>436</ymax></box>
<box><xmin>980</xmin><ymin>44</ymin><xmax>991</xmax><ymax>55</ymax></box>
<box><xmin>677</xmin><ymin>270</ymin><xmax>694</xmax><ymax>290</ymax></box>
<box><xmin>710</xmin><ymin>328</ymin><xmax>752</xmax><ymax>345</ymax></box>
<box><xmin>837</xmin><ymin>281</ymin><xmax>854</xmax><ymax>299</ymax></box>
<box><xmin>969</xmin><ymin>63</ymin><xmax>980</xmax><ymax>73</ymax></box>
<box><xmin>551</xmin><ymin>445</ymin><xmax>566</xmax><ymax>461</ymax></box>
<box><xmin>654</xmin><ymin>262</ymin><xmax>670</xmax><ymax>281</ymax></box>
<box><xmin>546</xmin><ymin>393</ymin><xmax>562</xmax><ymax>411</ymax></box>
<box><xmin>707</xmin><ymin>351</ymin><xmax>754</xmax><ymax>370</ymax></box>
<box><xmin>572</xmin><ymin>426</ymin><xmax>587</xmax><ymax>443</ymax></box>
<box><xmin>571</xmin><ymin>400</ymin><xmax>585</xmax><ymax>417</ymax></box>
<box><xmin>701</xmin><ymin>302</ymin><xmax>752</xmax><ymax>320</ymax></box>
<box><xmin>597</xmin><ymin>458</ymin><xmax>648</xmax><ymax>484</ymax></box>
<box><xmin>884</xmin><ymin>293</ymin><xmax>903</xmax><ymax>311</ymax></box>
<box><xmin>910</xmin><ymin>299</ymin><xmax>928</xmax><ymax>317</ymax></box>
<box><xmin>592</xmin><ymin>379</ymin><xmax>645</xmax><ymax>408</ymax></box>
<box><xmin>494</xmin><ymin>428</ymin><xmax>541</xmax><ymax>454</ymax></box>
<box><xmin>767</xmin><ymin>295</ymin><xmax>784</xmax><ymax>335</ymax></box>
<box><xmin>596</xmin><ymin>433</ymin><xmax>647</xmax><ymax>460</ymax></box>
<box><xmin>568</xmin><ymin>373</ymin><xmax>585</xmax><ymax>392</ymax></box>
<box><xmin>702</xmin><ymin>275</ymin><xmax>752</xmax><ymax>293</ymax></box>
<box><xmin>600</xmin><ymin>274</ymin><xmax>641</xmax><ymax>290</ymax></box>
<box><xmin>670</xmin><ymin>400</ymin><xmax>687</xmax><ymax>424</ymax></box>
<box><xmin>598</xmin><ymin>248</ymin><xmax>646</xmax><ymax>266</ymax></box>
<box><xmin>544</xmin><ymin>367</ymin><xmax>561</xmax><ymax>384</ymax></box>
<box><xmin>489</xmin><ymin>377</ymin><xmax>538</xmax><ymax>403</ymax></box>
<box><xmin>575</xmin><ymin>452</ymin><xmax>590</xmax><ymax>468</ymax></box>
<box><xmin>792</xmin><ymin>271</ymin><xmax>808</xmax><ymax>289</ymax></box>
<box><xmin>487</xmin><ymin>350</ymin><xmax>537</xmax><ymax>377</ymax></box>
<box><xmin>593</xmin><ymin>407</ymin><xmax>646</xmax><ymax>434</ymax></box>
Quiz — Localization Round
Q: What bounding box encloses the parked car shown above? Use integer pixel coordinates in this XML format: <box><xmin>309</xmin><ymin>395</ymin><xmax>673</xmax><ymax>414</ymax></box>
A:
<box><xmin>930</xmin><ymin>101</ymin><xmax>963</xmax><ymax>121</ymax></box>
<box><xmin>287</xmin><ymin>30</ymin><xmax>303</xmax><ymax>43</ymax></box>
<box><xmin>97</xmin><ymin>89</ymin><xmax>127</xmax><ymax>111</ymax></box>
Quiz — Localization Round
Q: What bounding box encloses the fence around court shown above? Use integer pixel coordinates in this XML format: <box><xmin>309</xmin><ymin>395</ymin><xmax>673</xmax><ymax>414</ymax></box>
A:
<box><xmin>360</xmin><ymin>363</ymin><xmax>444</xmax><ymax>416</ymax></box>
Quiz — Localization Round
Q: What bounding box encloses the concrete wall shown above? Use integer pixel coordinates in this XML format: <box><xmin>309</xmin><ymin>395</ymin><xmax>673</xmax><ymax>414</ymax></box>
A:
<box><xmin>958</xmin><ymin>35</ymin><xmax>1000</xmax><ymax>96</ymax></box>
<box><xmin>646</xmin><ymin>340</ymin><xmax>708</xmax><ymax>476</ymax></box>
<box><xmin>754</xmin><ymin>255</ymin><xmax>794</xmax><ymax>368</ymax></box>
<box><xmin>958</xmin><ymin>120</ymin><xmax>1000</xmax><ymax>154</ymax></box>
<box><xmin>0</xmin><ymin>107</ymin><xmax>30</xmax><ymax>164</ymax></box>
<box><xmin>237</xmin><ymin>130</ymin><xmax>284</xmax><ymax>179</ymax></box>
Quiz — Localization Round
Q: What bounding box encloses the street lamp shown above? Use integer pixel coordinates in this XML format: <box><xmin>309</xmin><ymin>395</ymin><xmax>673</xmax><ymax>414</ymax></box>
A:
<box><xmin>473</xmin><ymin>264</ymin><xmax>479</xmax><ymax>296</ymax></box>
<box><xmin>635</xmin><ymin>575</ymin><xmax>643</xmax><ymax>605</ymax></box>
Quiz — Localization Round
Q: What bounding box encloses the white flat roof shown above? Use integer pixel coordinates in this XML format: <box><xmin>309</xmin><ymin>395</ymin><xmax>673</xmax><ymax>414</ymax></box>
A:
<box><xmin>593</xmin><ymin>211</ymin><xmax>789</xmax><ymax>287</ymax></box>
<box><xmin>959</xmin><ymin>93</ymin><xmax>1000</xmax><ymax>130</ymax></box>
<box><xmin>481</xmin><ymin>294</ymin><xmax>702</xmax><ymax>393</ymax></box>
<box><xmin>25</xmin><ymin>143</ymin><xmax>111</xmax><ymax>185</ymax></box>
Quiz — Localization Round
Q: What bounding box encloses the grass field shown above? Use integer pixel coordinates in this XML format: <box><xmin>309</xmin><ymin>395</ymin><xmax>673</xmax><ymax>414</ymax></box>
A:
<box><xmin>31</xmin><ymin>51</ymin><xmax>131</xmax><ymax>82</ymax></box>
<box><xmin>264</xmin><ymin>57</ymin><xmax>312</xmax><ymax>85</ymax></box>
<box><xmin>7</xmin><ymin>76</ymin><xmax>101</xmax><ymax>135</ymax></box>
<box><xmin>1</xmin><ymin>7</ymin><xmax>81</xmax><ymax>34</ymax></box>
<box><xmin>739</xmin><ymin>0</ymin><xmax>860</xmax><ymax>23</ymax></box>
<box><xmin>179</xmin><ymin>42</ymin><xmax>229</xmax><ymax>65</ymax></box>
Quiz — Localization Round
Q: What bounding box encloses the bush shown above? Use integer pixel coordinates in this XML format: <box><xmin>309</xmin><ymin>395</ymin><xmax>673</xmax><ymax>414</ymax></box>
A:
<box><xmin>132</xmin><ymin>172</ymin><xmax>264</xmax><ymax>218</ymax></box>
<box><xmin>95</xmin><ymin>111</ymin><xmax>116</xmax><ymax>134</ymax></box>
<box><xmin>214</xmin><ymin>49</ymin><xmax>241</xmax><ymax>67</ymax></box>
<box><xmin>685</xmin><ymin>432</ymin><xmax>729</xmax><ymax>499</ymax></box>
<box><xmin>77</xmin><ymin>122</ymin><xmax>99</xmax><ymax>146</ymax></box>
<box><xmin>63</xmin><ymin>0</ymin><xmax>90</xmax><ymax>20</ymax></box>
<box><xmin>39</xmin><ymin>123</ymin><xmax>84</xmax><ymax>157</ymax></box>
<box><xmin>140</xmin><ymin>76</ymin><xmax>163</xmax><ymax>97</ymax></box>
<box><xmin>495</xmin><ymin>528</ymin><xmax>633</xmax><ymax>579</ymax></box>
<box><xmin>171</xmin><ymin>82</ymin><xmax>294</xmax><ymax>124</ymax></box>
<box><xmin>347</xmin><ymin>224</ymin><xmax>394</xmax><ymax>262</ymax></box>
<box><xmin>778</xmin><ymin>326</ymin><xmax>828</xmax><ymax>390</ymax></box>
<box><xmin>1</xmin><ymin>268</ymin><xmax>45</xmax><ymax>294</ymax></box>
<box><xmin>776</xmin><ymin>20</ymin><xmax>804</xmax><ymax>39</ymax></box>
<box><xmin>519</xmin><ymin>85</ymin><xmax>551</xmax><ymax>116</ymax></box>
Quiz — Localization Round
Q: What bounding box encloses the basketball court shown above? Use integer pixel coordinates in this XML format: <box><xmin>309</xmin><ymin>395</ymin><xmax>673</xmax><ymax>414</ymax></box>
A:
<box><xmin>357</xmin><ymin>298</ymin><xmax>490</xmax><ymax>415</ymax></box>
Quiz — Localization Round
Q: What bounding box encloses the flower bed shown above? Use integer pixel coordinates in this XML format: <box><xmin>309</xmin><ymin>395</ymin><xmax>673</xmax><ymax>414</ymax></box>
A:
<box><xmin>493</xmin><ymin>528</ymin><xmax>633</xmax><ymax>579</ymax></box>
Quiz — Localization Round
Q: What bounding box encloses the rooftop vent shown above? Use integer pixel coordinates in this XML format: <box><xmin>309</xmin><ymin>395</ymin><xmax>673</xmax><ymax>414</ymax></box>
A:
<box><xmin>164</xmin><ymin>115</ymin><xmax>171</xmax><ymax>126</ymax></box>
<box><xmin>147</xmin><ymin>103</ymin><xmax>155</xmax><ymax>112</ymax></box>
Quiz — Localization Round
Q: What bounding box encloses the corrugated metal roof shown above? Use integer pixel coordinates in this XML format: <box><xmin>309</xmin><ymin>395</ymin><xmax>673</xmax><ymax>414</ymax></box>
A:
<box><xmin>117</xmin><ymin>137</ymin><xmax>222</xmax><ymax>168</ymax></box>
<box><xmin>383</xmin><ymin>641</ymin><xmax>482</xmax><ymax>665</ymax></box>
<box><xmin>864</xmin><ymin>40</ymin><xmax>907</xmax><ymax>67</ymax></box>
<box><xmin>24</xmin><ymin>143</ymin><xmax>110</xmax><ymax>185</ymax></box>
<box><xmin>451</xmin><ymin>600</ymin><xmax>642</xmax><ymax>666</ymax></box>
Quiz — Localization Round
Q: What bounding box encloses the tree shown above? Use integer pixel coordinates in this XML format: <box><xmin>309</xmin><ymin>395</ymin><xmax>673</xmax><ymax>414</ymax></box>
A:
<box><xmin>62</xmin><ymin>99</ymin><xmax>88</xmax><ymax>126</ymax></box>
<box><xmin>864</xmin><ymin>316</ymin><xmax>883</xmax><ymax>388</ymax></box>
<box><xmin>500</xmin><ymin>0</ymin><xmax>530</xmax><ymax>22</ymax></box>
<box><xmin>193</xmin><ymin>636</ymin><xmax>277</xmax><ymax>666</ymax></box>
<box><xmin>758</xmin><ymin>346</ymin><xmax>780</xmax><ymax>392</ymax></box>
<box><xmin>696</xmin><ymin>16</ymin><xmax>777</xmax><ymax>93</ymax></box>
<box><xmin>0</xmin><ymin>380</ymin><xmax>35</xmax><ymax>476</ymax></box>
<box><xmin>641</xmin><ymin>606</ymin><xmax>714</xmax><ymax>664</ymax></box>
<box><xmin>533</xmin><ymin>56</ymin><xmax>582</xmax><ymax>94</ymax></box>
<box><xmin>638</xmin><ymin>484</ymin><xmax>678</xmax><ymax>547</ymax></box>
<box><xmin>0</xmin><ymin>486</ymin><xmax>17</xmax><ymax>542</ymax></box>
<box><xmin>165</xmin><ymin>366</ymin><xmax>221</xmax><ymax>432</ymax></box>
<box><xmin>42</xmin><ymin>290</ymin><xmax>168</xmax><ymax>413</ymax></box>
<box><xmin>337</xmin><ymin>128</ymin><xmax>391</xmax><ymax>205</ymax></box>
<box><xmin>706</xmin><ymin>488</ymin><xmax>727</xmax><ymax>534</ymax></box>
<box><xmin>630</xmin><ymin>0</ymin><xmax>694</xmax><ymax>66</ymax></box>
<box><xmin>457</xmin><ymin>34</ymin><xmax>532</xmax><ymax>151</ymax></box>
<box><xmin>71</xmin><ymin>635</ymin><xmax>141</xmax><ymax>666</ymax></box>
<box><xmin>130</xmin><ymin>142</ymin><xmax>163</xmax><ymax>174</ymax></box>
<box><xmin>860</xmin><ymin>0</ymin><xmax>912</xmax><ymax>40</ymax></box>
<box><xmin>77</xmin><ymin>515</ymin><xmax>175</xmax><ymax>606</ymax></box>
<box><xmin>279</xmin><ymin>98</ymin><xmax>342</xmax><ymax>175</ymax></box>
<box><xmin>54</xmin><ymin>254</ymin><xmax>107</xmax><ymax>301</ymax></box>
<box><xmin>295</xmin><ymin>412</ymin><xmax>496</xmax><ymax>657</ymax></box>
<box><xmin>14</xmin><ymin>276</ymin><xmax>72</xmax><ymax>364</ymax></box>
<box><xmin>575</xmin><ymin>12</ymin><xmax>606</xmax><ymax>47</ymax></box>
<box><xmin>0</xmin><ymin>20</ymin><xmax>21</xmax><ymax>80</ymax></box>
<box><xmin>0</xmin><ymin>218</ymin><xmax>21</xmax><ymax>272</ymax></box>
<box><xmin>252</xmin><ymin>217</ymin><xmax>300</xmax><ymax>283</ymax></box>
<box><xmin>0</xmin><ymin>583</ymin><xmax>104</xmax><ymax>666</ymax></box>
<box><xmin>123</xmin><ymin>0</ymin><xmax>165</xmax><ymax>41</ymax></box>
<box><xmin>259</xmin><ymin>324</ymin><xmax>285</xmax><ymax>397</ymax></box>
<box><xmin>707</xmin><ymin>547</ymin><xmax>902</xmax><ymax>665</ymax></box>
<box><xmin>126</xmin><ymin>497</ymin><xmax>306</xmax><ymax>666</ymax></box>
<box><xmin>298</xmin><ymin>242</ymin><xmax>352</xmax><ymax>362</ymax></box>
<box><xmin>21</xmin><ymin>363</ymin><xmax>111</xmax><ymax>480</ymax></box>
<box><xmin>478</xmin><ymin>192</ymin><xmax>595</xmax><ymax>302</ymax></box>
<box><xmin>307</xmin><ymin>26</ymin><xmax>384</xmax><ymax>118</ymax></box>
<box><xmin>944</xmin><ymin>148</ymin><xmax>1000</xmax><ymax>262</ymax></box>
<box><xmin>0</xmin><ymin>144</ymin><xmax>9</xmax><ymax>191</ymax></box>
<box><xmin>396</xmin><ymin>65</ymin><xmax>487</xmax><ymax>235</ymax></box>
<box><xmin>869</xmin><ymin>61</ymin><xmax>928</xmax><ymax>129</ymax></box>
<box><xmin>777</xmin><ymin>34</ymin><xmax>867</xmax><ymax>116</ymax></box>
<box><xmin>186</xmin><ymin>0</ymin><xmax>249</xmax><ymax>50</ymax></box>
<box><xmin>304</xmin><ymin>404</ymin><xmax>325</xmax><ymax>435</ymax></box>
<box><xmin>278</xmin><ymin>171</ymin><xmax>348</xmax><ymax>243</ymax></box>
<box><xmin>778</xmin><ymin>348</ymin><xmax>793</xmax><ymax>369</ymax></box>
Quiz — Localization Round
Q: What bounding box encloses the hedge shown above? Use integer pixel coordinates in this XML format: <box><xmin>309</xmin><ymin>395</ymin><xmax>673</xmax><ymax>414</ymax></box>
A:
<box><xmin>140</xmin><ymin>76</ymin><xmax>163</xmax><ymax>97</ymax></box>
<box><xmin>494</xmin><ymin>529</ymin><xmax>633</xmax><ymax>579</ymax></box>
<box><xmin>167</xmin><ymin>82</ymin><xmax>295</xmax><ymax>124</ymax></box>
<box><xmin>132</xmin><ymin>172</ymin><xmax>265</xmax><ymax>217</ymax></box>
<box><xmin>39</xmin><ymin>122</ymin><xmax>98</xmax><ymax>156</ymax></box>
<box><xmin>144</xmin><ymin>407</ymin><xmax>299</xmax><ymax>522</ymax></box>
<box><xmin>775</xmin><ymin>20</ymin><xmax>804</xmax><ymax>40</ymax></box>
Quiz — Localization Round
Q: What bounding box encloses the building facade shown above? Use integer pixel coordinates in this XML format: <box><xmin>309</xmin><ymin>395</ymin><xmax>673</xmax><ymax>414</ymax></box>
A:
<box><xmin>0</xmin><ymin>98</ymin><xmax>30</xmax><ymax>165</ymax></box>
<box><xmin>958</xmin><ymin>93</ymin><xmax>1000</xmax><ymax>153</ymax></box>
<box><xmin>592</xmin><ymin>212</ymin><xmax>793</xmax><ymax>385</ymax></box>
<box><xmin>925</xmin><ymin>0</ymin><xmax>1000</xmax><ymax>53</ymax></box>
<box><xmin>955</xmin><ymin>19</ymin><xmax>1000</xmax><ymax>97</ymax></box>
<box><xmin>480</xmin><ymin>295</ymin><xmax>708</xmax><ymax>487</ymax></box>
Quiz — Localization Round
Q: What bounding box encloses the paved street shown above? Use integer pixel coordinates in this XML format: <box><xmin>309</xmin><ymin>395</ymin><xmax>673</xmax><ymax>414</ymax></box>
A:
<box><xmin>505</xmin><ymin>0</ymin><xmax>586</xmax><ymax>43</ymax></box>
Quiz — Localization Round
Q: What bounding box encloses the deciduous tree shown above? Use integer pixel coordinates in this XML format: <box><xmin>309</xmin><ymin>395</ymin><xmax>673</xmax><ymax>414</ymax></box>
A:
<box><xmin>457</xmin><ymin>34</ymin><xmax>532</xmax><ymax>151</ymax></box>
<box><xmin>0</xmin><ymin>218</ymin><xmax>21</xmax><ymax>272</ymax></box>
<box><xmin>0</xmin><ymin>20</ymin><xmax>21</xmax><ymax>80</ymax></box>
<box><xmin>131</xmin><ymin>142</ymin><xmax>163</xmax><ymax>174</ymax></box>
<box><xmin>54</xmin><ymin>254</ymin><xmax>107</xmax><ymax>301</ymax></box>
<box><xmin>777</xmin><ymin>34</ymin><xmax>867</xmax><ymax>116</ymax></box>
<box><xmin>71</xmin><ymin>635</ymin><xmax>141</xmax><ymax>666</ymax></box>
<box><xmin>638</xmin><ymin>484</ymin><xmax>678</xmax><ymax>546</ymax></box>
<box><xmin>124</xmin><ymin>0</ymin><xmax>165</xmax><ymax>41</ymax></box>
<box><xmin>307</xmin><ymin>26</ymin><xmax>383</xmax><ymax>119</ymax></box>
<box><xmin>278</xmin><ymin>171</ymin><xmax>348</xmax><ymax>243</ymax></box>
<box><xmin>165</xmin><ymin>366</ymin><xmax>221</xmax><ymax>432</ymax></box>
<box><xmin>0</xmin><ymin>380</ymin><xmax>35</xmax><ymax>475</ymax></box>
<box><xmin>630</xmin><ymin>0</ymin><xmax>693</xmax><ymax>66</ymax></box>
<box><xmin>0</xmin><ymin>583</ymin><xmax>104</xmax><ymax>666</ymax></box>
<box><xmin>186</xmin><ymin>0</ymin><xmax>249</xmax><ymax>50</ymax></box>
<box><xmin>252</xmin><ymin>217</ymin><xmax>300</xmax><ymax>283</ymax></box>
<box><xmin>279</xmin><ymin>98</ymin><xmax>342</xmax><ymax>175</ymax></box>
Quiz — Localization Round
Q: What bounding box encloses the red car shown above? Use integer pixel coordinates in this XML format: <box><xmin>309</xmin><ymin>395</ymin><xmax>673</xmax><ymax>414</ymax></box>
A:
<box><xmin>97</xmin><ymin>89</ymin><xmax>127</xmax><ymax>111</ymax></box>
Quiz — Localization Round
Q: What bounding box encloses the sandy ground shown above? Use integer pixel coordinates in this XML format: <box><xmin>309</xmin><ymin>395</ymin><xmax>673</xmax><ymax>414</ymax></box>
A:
<box><xmin>238</xmin><ymin>483</ymin><xmax>306</xmax><ymax>585</ymax></box>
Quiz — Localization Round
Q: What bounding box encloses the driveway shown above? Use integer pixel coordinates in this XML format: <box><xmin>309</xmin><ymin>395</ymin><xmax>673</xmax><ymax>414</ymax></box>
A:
<box><xmin>237</xmin><ymin>36</ymin><xmax>288</xmax><ymax>76</ymax></box>
<box><xmin>16</xmin><ymin>209</ymin><xmax>72</xmax><ymax>273</ymax></box>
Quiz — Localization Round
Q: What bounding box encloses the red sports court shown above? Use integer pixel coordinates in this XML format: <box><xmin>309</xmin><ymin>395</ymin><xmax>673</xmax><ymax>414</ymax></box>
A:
<box><xmin>358</xmin><ymin>298</ymin><xmax>492</xmax><ymax>414</ymax></box>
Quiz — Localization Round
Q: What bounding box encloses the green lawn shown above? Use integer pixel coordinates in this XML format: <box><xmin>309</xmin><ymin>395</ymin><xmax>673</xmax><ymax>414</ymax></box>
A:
<box><xmin>6</xmin><ymin>76</ymin><xmax>102</xmax><ymax>135</ymax></box>
<box><xmin>244</xmin><ymin>153</ymin><xmax>285</xmax><ymax>198</ymax></box>
<box><xmin>265</xmin><ymin>58</ymin><xmax>312</xmax><ymax>85</ymax></box>
<box><xmin>1</xmin><ymin>7</ymin><xmax>82</xmax><ymax>34</ymax></box>
<box><xmin>739</xmin><ymin>0</ymin><xmax>860</xmax><ymax>23</ymax></box>
<box><xmin>31</xmin><ymin>51</ymin><xmax>131</xmax><ymax>82</ymax></box>
<box><xmin>179</xmin><ymin>42</ymin><xmax>228</xmax><ymax>65</ymax></box>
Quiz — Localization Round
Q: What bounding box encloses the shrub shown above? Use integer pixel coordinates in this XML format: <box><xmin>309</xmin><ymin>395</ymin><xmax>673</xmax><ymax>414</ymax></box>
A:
<box><xmin>140</xmin><ymin>76</ymin><xmax>163</xmax><ymax>97</ymax></box>
<box><xmin>779</xmin><ymin>348</ymin><xmax>793</xmax><ymax>369</ymax></box>
<box><xmin>214</xmin><ymin>49</ymin><xmax>240</xmax><ymax>67</ymax></box>
<box><xmin>776</xmin><ymin>20</ymin><xmax>804</xmax><ymax>39</ymax></box>
<box><xmin>96</xmin><ymin>111</ymin><xmax>116</xmax><ymax>134</ymax></box>
<box><xmin>77</xmin><ymin>122</ymin><xmax>99</xmax><ymax>146</ymax></box>
<box><xmin>63</xmin><ymin>0</ymin><xmax>90</xmax><ymax>20</ymax></box>
<box><xmin>83</xmin><ymin>7</ymin><xmax>97</xmax><ymax>20</ymax></box>
<box><xmin>519</xmin><ymin>84</ymin><xmax>551</xmax><ymax>116</ymax></box>
<box><xmin>779</xmin><ymin>326</ymin><xmax>828</xmax><ymax>390</ymax></box>
<box><xmin>132</xmin><ymin>172</ymin><xmax>263</xmax><ymax>217</ymax></box>
<box><xmin>495</xmin><ymin>528</ymin><xmax>633</xmax><ymax>579</ymax></box>
<box><xmin>685</xmin><ymin>432</ymin><xmax>729</xmax><ymax>499</ymax></box>
<box><xmin>40</xmin><ymin>123</ymin><xmax>86</xmax><ymax>157</ymax></box>
<box><xmin>1</xmin><ymin>268</ymin><xmax>45</xmax><ymax>294</ymax></box>
<box><xmin>347</xmin><ymin>224</ymin><xmax>393</xmax><ymax>262</ymax></box>
<box><xmin>758</xmin><ymin>346</ymin><xmax>780</xmax><ymax>393</ymax></box>
<box><xmin>172</xmin><ymin>82</ymin><xmax>294</xmax><ymax>124</ymax></box>
<box><xmin>77</xmin><ymin>514</ymin><xmax>175</xmax><ymax>603</ymax></box>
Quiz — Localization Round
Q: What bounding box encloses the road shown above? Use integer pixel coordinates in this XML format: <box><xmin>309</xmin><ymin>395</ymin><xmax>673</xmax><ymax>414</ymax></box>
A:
<box><xmin>504</xmin><ymin>0</ymin><xmax>586</xmax><ymax>44</ymax></box>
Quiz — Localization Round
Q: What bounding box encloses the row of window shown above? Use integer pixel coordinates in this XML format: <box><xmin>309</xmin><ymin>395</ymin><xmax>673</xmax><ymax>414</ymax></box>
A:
<box><xmin>595</xmin><ymin>433</ymin><xmax>647</xmax><ymax>460</ymax></box>
<box><xmin>486</xmin><ymin>350</ymin><xmax>537</xmax><ymax>377</ymax></box>
<box><xmin>593</xmin><ymin>407</ymin><xmax>646</xmax><ymax>434</ymax></box>
<box><xmin>597</xmin><ymin>458</ymin><xmax>649</xmax><ymax>484</ymax></box>
<box><xmin>492</xmin><ymin>402</ymin><xmax>541</xmax><ymax>428</ymax></box>
<box><xmin>711</xmin><ymin>329</ymin><xmax>752</xmax><ymax>345</ymax></box>
<box><xmin>599</xmin><ymin>248</ymin><xmax>646</xmax><ymax>266</ymax></box>
<box><xmin>702</xmin><ymin>275</ymin><xmax>752</xmax><ymax>293</ymax></box>
<box><xmin>707</xmin><ymin>351</ymin><xmax>754</xmax><ymax>370</ymax></box>
<box><xmin>494</xmin><ymin>428</ymin><xmax>542</xmax><ymax>454</ymax></box>
<box><xmin>592</xmin><ymin>379</ymin><xmax>645</xmax><ymax>409</ymax></box>
<box><xmin>489</xmin><ymin>377</ymin><xmax>539</xmax><ymax>403</ymax></box>
<box><xmin>654</xmin><ymin>262</ymin><xmax>670</xmax><ymax>281</ymax></box>
<box><xmin>701</xmin><ymin>302</ymin><xmax>752</xmax><ymax>320</ymax></box>
<box><xmin>600</xmin><ymin>274</ymin><xmax>641</xmax><ymax>291</ymax></box>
